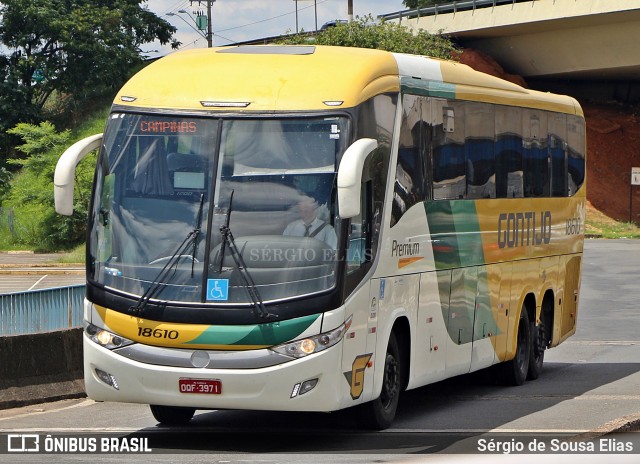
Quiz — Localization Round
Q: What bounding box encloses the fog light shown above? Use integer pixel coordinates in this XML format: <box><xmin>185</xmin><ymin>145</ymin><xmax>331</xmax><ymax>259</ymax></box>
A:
<box><xmin>95</xmin><ymin>368</ymin><xmax>119</xmax><ymax>390</ymax></box>
<box><xmin>290</xmin><ymin>378</ymin><xmax>318</xmax><ymax>398</ymax></box>
<box><xmin>300</xmin><ymin>378</ymin><xmax>318</xmax><ymax>395</ymax></box>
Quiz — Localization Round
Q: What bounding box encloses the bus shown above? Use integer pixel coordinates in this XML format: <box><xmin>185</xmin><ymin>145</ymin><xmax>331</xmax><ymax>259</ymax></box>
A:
<box><xmin>54</xmin><ymin>45</ymin><xmax>585</xmax><ymax>429</ymax></box>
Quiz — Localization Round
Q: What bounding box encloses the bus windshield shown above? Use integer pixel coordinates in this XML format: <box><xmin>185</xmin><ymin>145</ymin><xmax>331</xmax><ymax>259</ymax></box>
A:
<box><xmin>89</xmin><ymin>113</ymin><xmax>348</xmax><ymax>305</ymax></box>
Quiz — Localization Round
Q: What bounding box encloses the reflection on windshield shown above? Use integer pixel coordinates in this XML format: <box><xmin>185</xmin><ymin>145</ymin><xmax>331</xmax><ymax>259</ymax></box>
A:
<box><xmin>89</xmin><ymin>114</ymin><xmax>348</xmax><ymax>305</ymax></box>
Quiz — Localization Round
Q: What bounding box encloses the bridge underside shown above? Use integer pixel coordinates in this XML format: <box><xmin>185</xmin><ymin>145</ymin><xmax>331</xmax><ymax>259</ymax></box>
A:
<box><xmin>393</xmin><ymin>0</ymin><xmax>640</xmax><ymax>101</ymax></box>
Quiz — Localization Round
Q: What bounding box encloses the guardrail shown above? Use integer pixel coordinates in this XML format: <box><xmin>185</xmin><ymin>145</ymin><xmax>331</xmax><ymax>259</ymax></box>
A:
<box><xmin>0</xmin><ymin>285</ymin><xmax>85</xmax><ymax>336</ymax></box>
<box><xmin>381</xmin><ymin>0</ymin><xmax>536</xmax><ymax>21</ymax></box>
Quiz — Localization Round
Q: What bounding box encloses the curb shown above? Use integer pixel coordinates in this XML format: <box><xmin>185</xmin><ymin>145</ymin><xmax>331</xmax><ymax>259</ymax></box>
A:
<box><xmin>573</xmin><ymin>412</ymin><xmax>640</xmax><ymax>439</ymax></box>
<box><xmin>0</xmin><ymin>380</ymin><xmax>87</xmax><ymax>410</ymax></box>
<box><xmin>0</xmin><ymin>268</ymin><xmax>85</xmax><ymax>275</ymax></box>
<box><xmin>0</xmin><ymin>262</ymin><xmax>83</xmax><ymax>268</ymax></box>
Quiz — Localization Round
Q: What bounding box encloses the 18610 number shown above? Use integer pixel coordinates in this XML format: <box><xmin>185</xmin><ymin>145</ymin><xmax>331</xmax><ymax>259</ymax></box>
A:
<box><xmin>137</xmin><ymin>327</ymin><xmax>179</xmax><ymax>339</ymax></box>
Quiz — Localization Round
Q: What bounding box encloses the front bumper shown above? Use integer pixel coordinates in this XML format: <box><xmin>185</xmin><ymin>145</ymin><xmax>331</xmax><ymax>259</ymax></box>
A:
<box><xmin>83</xmin><ymin>333</ymin><xmax>345</xmax><ymax>412</ymax></box>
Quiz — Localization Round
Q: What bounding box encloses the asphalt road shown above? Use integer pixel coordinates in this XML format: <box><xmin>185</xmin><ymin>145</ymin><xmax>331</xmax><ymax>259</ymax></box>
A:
<box><xmin>0</xmin><ymin>252</ymin><xmax>84</xmax><ymax>293</ymax></box>
<box><xmin>1</xmin><ymin>239</ymin><xmax>640</xmax><ymax>463</ymax></box>
<box><xmin>0</xmin><ymin>272</ymin><xmax>85</xmax><ymax>293</ymax></box>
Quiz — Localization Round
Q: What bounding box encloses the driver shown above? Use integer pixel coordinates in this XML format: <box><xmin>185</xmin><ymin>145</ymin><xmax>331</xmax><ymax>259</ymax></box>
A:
<box><xmin>283</xmin><ymin>193</ymin><xmax>337</xmax><ymax>250</ymax></box>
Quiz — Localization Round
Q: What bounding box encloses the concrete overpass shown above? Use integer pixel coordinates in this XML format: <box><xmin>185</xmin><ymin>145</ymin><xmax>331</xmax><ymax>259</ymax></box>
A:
<box><xmin>382</xmin><ymin>0</ymin><xmax>640</xmax><ymax>101</ymax></box>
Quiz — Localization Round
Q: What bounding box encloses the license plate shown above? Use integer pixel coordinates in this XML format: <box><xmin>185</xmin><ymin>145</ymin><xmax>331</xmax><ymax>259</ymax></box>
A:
<box><xmin>178</xmin><ymin>378</ymin><xmax>222</xmax><ymax>394</ymax></box>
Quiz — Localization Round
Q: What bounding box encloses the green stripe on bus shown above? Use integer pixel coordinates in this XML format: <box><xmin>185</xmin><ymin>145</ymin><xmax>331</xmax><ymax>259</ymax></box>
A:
<box><xmin>400</xmin><ymin>77</ymin><xmax>456</xmax><ymax>99</ymax></box>
<box><xmin>425</xmin><ymin>200</ymin><xmax>485</xmax><ymax>269</ymax></box>
<box><xmin>185</xmin><ymin>314</ymin><xmax>320</xmax><ymax>347</ymax></box>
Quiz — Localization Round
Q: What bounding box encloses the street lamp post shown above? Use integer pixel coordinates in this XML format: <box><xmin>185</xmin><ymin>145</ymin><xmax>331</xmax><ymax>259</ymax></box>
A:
<box><xmin>293</xmin><ymin>0</ymin><xmax>318</xmax><ymax>33</ymax></box>
<box><xmin>190</xmin><ymin>0</ymin><xmax>215</xmax><ymax>48</ymax></box>
<box><xmin>205</xmin><ymin>1</ymin><xmax>213</xmax><ymax>48</ymax></box>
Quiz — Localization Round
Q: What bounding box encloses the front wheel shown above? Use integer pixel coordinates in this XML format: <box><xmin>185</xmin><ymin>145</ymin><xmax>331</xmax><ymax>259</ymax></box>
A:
<box><xmin>150</xmin><ymin>405</ymin><xmax>195</xmax><ymax>426</ymax></box>
<box><xmin>356</xmin><ymin>333</ymin><xmax>402</xmax><ymax>430</ymax></box>
<box><xmin>498</xmin><ymin>304</ymin><xmax>531</xmax><ymax>386</ymax></box>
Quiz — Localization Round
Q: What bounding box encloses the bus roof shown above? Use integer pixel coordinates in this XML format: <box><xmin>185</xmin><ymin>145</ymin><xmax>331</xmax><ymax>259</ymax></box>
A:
<box><xmin>114</xmin><ymin>45</ymin><xmax>582</xmax><ymax>116</ymax></box>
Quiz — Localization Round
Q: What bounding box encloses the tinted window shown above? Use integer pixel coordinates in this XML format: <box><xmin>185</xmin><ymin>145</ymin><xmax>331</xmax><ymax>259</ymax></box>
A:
<box><xmin>549</xmin><ymin>113</ymin><xmax>568</xmax><ymax>196</ymax></box>
<box><xmin>495</xmin><ymin>106</ymin><xmax>523</xmax><ymax>198</ymax></box>
<box><xmin>433</xmin><ymin>101</ymin><xmax>466</xmax><ymax>200</ymax></box>
<box><xmin>392</xmin><ymin>94</ymin><xmax>428</xmax><ymax>225</ymax></box>
<box><xmin>567</xmin><ymin>115</ymin><xmax>586</xmax><ymax>196</ymax></box>
<box><xmin>465</xmin><ymin>103</ymin><xmax>495</xmax><ymax>199</ymax></box>
<box><xmin>523</xmin><ymin>110</ymin><xmax>549</xmax><ymax>197</ymax></box>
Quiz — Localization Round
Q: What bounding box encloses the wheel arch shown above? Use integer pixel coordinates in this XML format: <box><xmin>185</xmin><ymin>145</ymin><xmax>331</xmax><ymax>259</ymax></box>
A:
<box><xmin>522</xmin><ymin>293</ymin><xmax>536</xmax><ymax>325</ymax></box>
<box><xmin>506</xmin><ymin>292</ymin><xmax>536</xmax><ymax>360</ymax></box>
<box><xmin>390</xmin><ymin>315</ymin><xmax>411</xmax><ymax>392</ymax></box>
<box><xmin>540</xmin><ymin>289</ymin><xmax>555</xmax><ymax>347</ymax></box>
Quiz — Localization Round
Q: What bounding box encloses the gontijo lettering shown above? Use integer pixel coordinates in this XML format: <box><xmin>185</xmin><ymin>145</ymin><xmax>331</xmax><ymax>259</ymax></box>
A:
<box><xmin>498</xmin><ymin>211</ymin><xmax>552</xmax><ymax>249</ymax></box>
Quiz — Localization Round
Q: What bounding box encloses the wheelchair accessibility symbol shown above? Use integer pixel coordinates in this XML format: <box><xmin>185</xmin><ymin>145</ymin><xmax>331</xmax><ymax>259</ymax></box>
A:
<box><xmin>207</xmin><ymin>279</ymin><xmax>229</xmax><ymax>301</ymax></box>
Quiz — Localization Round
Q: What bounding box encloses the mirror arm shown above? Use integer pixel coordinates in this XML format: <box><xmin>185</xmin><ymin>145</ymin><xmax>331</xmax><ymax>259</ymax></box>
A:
<box><xmin>337</xmin><ymin>138</ymin><xmax>378</xmax><ymax>219</ymax></box>
<box><xmin>54</xmin><ymin>133</ymin><xmax>103</xmax><ymax>215</ymax></box>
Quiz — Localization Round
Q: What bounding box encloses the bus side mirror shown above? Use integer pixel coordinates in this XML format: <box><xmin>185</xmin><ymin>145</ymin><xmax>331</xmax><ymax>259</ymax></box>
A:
<box><xmin>337</xmin><ymin>138</ymin><xmax>378</xmax><ymax>219</ymax></box>
<box><xmin>54</xmin><ymin>133</ymin><xmax>103</xmax><ymax>215</ymax></box>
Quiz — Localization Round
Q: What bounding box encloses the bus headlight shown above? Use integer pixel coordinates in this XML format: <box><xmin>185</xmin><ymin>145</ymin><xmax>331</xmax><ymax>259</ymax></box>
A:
<box><xmin>85</xmin><ymin>322</ymin><xmax>134</xmax><ymax>350</ymax></box>
<box><xmin>270</xmin><ymin>316</ymin><xmax>352</xmax><ymax>358</ymax></box>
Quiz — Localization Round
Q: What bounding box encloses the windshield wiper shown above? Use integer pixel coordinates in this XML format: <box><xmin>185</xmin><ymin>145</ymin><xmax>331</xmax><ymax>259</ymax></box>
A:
<box><xmin>219</xmin><ymin>190</ymin><xmax>277</xmax><ymax>320</ymax></box>
<box><xmin>129</xmin><ymin>194</ymin><xmax>205</xmax><ymax>316</ymax></box>
<box><xmin>191</xmin><ymin>193</ymin><xmax>205</xmax><ymax>278</ymax></box>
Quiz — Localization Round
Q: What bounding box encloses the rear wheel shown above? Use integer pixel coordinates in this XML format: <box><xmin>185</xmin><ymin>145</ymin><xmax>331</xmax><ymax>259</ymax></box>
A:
<box><xmin>356</xmin><ymin>333</ymin><xmax>402</xmax><ymax>430</ymax></box>
<box><xmin>527</xmin><ymin>318</ymin><xmax>546</xmax><ymax>380</ymax></box>
<box><xmin>499</xmin><ymin>304</ymin><xmax>531</xmax><ymax>386</ymax></box>
<box><xmin>150</xmin><ymin>405</ymin><xmax>196</xmax><ymax>426</ymax></box>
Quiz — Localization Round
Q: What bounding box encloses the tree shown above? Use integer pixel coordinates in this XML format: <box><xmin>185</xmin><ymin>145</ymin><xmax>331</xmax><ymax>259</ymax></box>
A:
<box><xmin>5</xmin><ymin>122</ymin><xmax>95</xmax><ymax>249</ymax></box>
<box><xmin>403</xmin><ymin>1</ymin><xmax>443</xmax><ymax>9</ymax></box>
<box><xmin>0</xmin><ymin>0</ymin><xmax>179</xmax><ymax>157</ymax></box>
<box><xmin>280</xmin><ymin>15</ymin><xmax>457</xmax><ymax>59</ymax></box>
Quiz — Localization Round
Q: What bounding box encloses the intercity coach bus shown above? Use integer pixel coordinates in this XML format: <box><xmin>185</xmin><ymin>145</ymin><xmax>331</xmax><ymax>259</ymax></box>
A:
<box><xmin>54</xmin><ymin>45</ymin><xmax>585</xmax><ymax>429</ymax></box>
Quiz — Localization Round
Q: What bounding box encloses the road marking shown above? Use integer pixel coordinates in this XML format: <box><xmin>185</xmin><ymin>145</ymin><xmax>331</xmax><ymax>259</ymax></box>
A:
<box><xmin>28</xmin><ymin>274</ymin><xmax>48</xmax><ymax>290</ymax></box>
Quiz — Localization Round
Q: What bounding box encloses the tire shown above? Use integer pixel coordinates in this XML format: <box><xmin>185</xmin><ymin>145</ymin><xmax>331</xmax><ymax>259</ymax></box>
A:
<box><xmin>356</xmin><ymin>333</ymin><xmax>402</xmax><ymax>430</ymax></box>
<box><xmin>150</xmin><ymin>405</ymin><xmax>196</xmax><ymax>426</ymax></box>
<box><xmin>499</xmin><ymin>304</ymin><xmax>531</xmax><ymax>386</ymax></box>
<box><xmin>527</xmin><ymin>318</ymin><xmax>546</xmax><ymax>380</ymax></box>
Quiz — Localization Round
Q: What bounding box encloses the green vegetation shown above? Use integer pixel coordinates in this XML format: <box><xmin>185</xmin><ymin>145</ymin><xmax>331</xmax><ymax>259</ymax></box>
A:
<box><xmin>55</xmin><ymin>243</ymin><xmax>86</xmax><ymax>264</ymax></box>
<box><xmin>0</xmin><ymin>105</ymin><xmax>108</xmax><ymax>251</ymax></box>
<box><xmin>279</xmin><ymin>14</ymin><xmax>457</xmax><ymax>59</ymax></box>
<box><xmin>1</xmin><ymin>1</ymin><xmax>176</xmax><ymax>252</ymax></box>
<box><xmin>402</xmin><ymin>0</ymin><xmax>444</xmax><ymax>9</ymax></box>
<box><xmin>586</xmin><ymin>207</ymin><xmax>640</xmax><ymax>239</ymax></box>
<box><xmin>0</xmin><ymin>0</ymin><xmax>177</xmax><ymax>157</ymax></box>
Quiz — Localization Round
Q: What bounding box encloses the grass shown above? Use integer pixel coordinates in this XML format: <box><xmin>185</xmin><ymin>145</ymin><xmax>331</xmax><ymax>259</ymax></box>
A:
<box><xmin>55</xmin><ymin>243</ymin><xmax>86</xmax><ymax>264</ymax></box>
<box><xmin>585</xmin><ymin>206</ymin><xmax>640</xmax><ymax>239</ymax></box>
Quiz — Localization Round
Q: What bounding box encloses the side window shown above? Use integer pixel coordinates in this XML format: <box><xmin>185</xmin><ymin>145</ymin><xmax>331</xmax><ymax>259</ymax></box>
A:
<box><xmin>347</xmin><ymin>181</ymin><xmax>373</xmax><ymax>274</ymax></box>
<box><xmin>392</xmin><ymin>94</ymin><xmax>427</xmax><ymax>226</ymax></box>
<box><xmin>465</xmin><ymin>103</ymin><xmax>495</xmax><ymax>199</ymax></box>
<box><xmin>523</xmin><ymin>110</ymin><xmax>549</xmax><ymax>197</ymax></box>
<box><xmin>433</xmin><ymin>100</ymin><xmax>466</xmax><ymax>200</ymax></box>
<box><xmin>495</xmin><ymin>106</ymin><xmax>523</xmax><ymax>198</ymax></box>
<box><xmin>549</xmin><ymin>113</ymin><xmax>568</xmax><ymax>197</ymax></box>
<box><xmin>567</xmin><ymin>115</ymin><xmax>586</xmax><ymax>196</ymax></box>
<box><xmin>345</xmin><ymin>94</ymin><xmax>396</xmax><ymax>294</ymax></box>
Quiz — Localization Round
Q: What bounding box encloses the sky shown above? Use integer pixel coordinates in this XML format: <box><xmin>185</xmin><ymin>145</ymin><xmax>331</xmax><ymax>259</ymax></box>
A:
<box><xmin>146</xmin><ymin>0</ymin><xmax>408</xmax><ymax>57</ymax></box>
